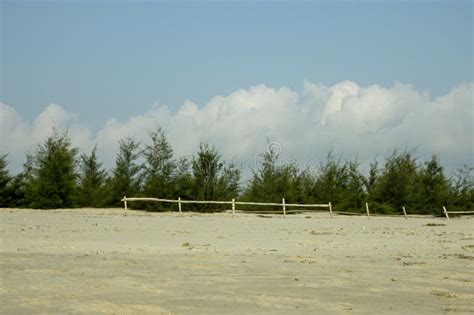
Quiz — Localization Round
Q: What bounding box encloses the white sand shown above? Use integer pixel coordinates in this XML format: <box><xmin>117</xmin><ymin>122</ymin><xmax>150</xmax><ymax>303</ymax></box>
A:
<box><xmin>1</xmin><ymin>208</ymin><xmax>473</xmax><ymax>314</ymax></box>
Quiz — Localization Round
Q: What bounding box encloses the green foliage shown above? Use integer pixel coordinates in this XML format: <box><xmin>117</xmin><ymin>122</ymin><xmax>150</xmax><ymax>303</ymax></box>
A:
<box><xmin>27</xmin><ymin>131</ymin><xmax>79</xmax><ymax>209</ymax></box>
<box><xmin>367</xmin><ymin>152</ymin><xmax>452</xmax><ymax>215</ymax></box>
<box><xmin>243</xmin><ymin>144</ymin><xmax>305</xmax><ymax>211</ymax></box>
<box><xmin>107</xmin><ymin>137</ymin><xmax>142</xmax><ymax>206</ymax></box>
<box><xmin>215</xmin><ymin>163</ymin><xmax>241</xmax><ymax>200</ymax></box>
<box><xmin>310</xmin><ymin>153</ymin><xmax>348</xmax><ymax>206</ymax></box>
<box><xmin>306</xmin><ymin>153</ymin><xmax>366</xmax><ymax>212</ymax></box>
<box><xmin>142</xmin><ymin>127</ymin><xmax>175</xmax><ymax>207</ymax></box>
<box><xmin>369</xmin><ymin>150</ymin><xmax>419</xmax><ymax>214</ymax></box>
<box><xmin>7</xmin><ymin>153</ymin><xmax>35</xmax><ymax>207</ymax></box>
<box><xmin>192</xmin><ymin>143</ymin><xmax>223</xmax><ymax>201</ymax></box>
<box><xmin>0</xmin><ymin>154</ymin><xmax>12</xmax><ymax>207</ymax></box>
<box><xmin>172</xmin><ymin>157</ymin><xmax>194</xmax><ymax>200</ymax></box>
<box><xmin>339</xmin><ymin>160</ymin><xmax>367</xmax><ymax>211</ymax></box>
<box><xmin>449</xmin><ymin>165</ymin><xmax>474</xmax><ymax>211</ymax></box>
<box><xmin>77</xmin><ymin>146</ymin><xmax>107</xmax><ymax>207</ymax></box>
<box><xmin>191</xmin><ymin>143</ymin><xmax>241</xmax><ymax>211</ymax></box>
<box><xmin>0</xmin><ymin>128</ymin><xmax>472</xmax><ymax>215</ymax></box>
<box><xmin>414</xmin><ymin>155</ymin><xmax>450</xmax><ymax>214</ymax></box>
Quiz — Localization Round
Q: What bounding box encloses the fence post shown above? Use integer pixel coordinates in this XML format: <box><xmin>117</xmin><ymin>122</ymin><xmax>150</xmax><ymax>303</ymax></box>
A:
<box><xmin>402</xmin><ymin>206</ymin><xmax>407</xmax><ymax>219</ymax></box>
<box><xmin>329</xmin><ymin>202</ymin><xmax>333</xmax><ymax>218</ymax></box>
<box><xmin>123</xmin><ymin>196</ymin><xmax>127</xmax><ymax>210</ymax></box>
<box><xmin>443</xmin><ymin>206</ymin><xmax>449</xmax><ymax>220</ymax></box>
<box><xmin>365</xmin><ymin>202</ymin><xmax>370</xmax><ymax>219</ymax></box>
<box><xmin>282</xmin><ymin>198</ymin><xmax>286</xmax><ymax>218</ymax></box>
<box><xmin>178</xmin><ymin>197</ymin><xmax>182</xmax><ymax>214</ymax></box>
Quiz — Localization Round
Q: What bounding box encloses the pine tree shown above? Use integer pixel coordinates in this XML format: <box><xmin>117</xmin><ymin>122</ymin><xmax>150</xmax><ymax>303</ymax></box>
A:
<box><xmin>8</xmin><ymin>153</ymin><xmax>35</xmax><ymax>207</ymax></box>
<box><xmin>370</xmin><ymin>150</ymin><xmax>418</xmax><ymax>213</ymax></box>
<box><xmin>339</xmin><ymin>160</ymin><xmax>366</xmax><ymax>211</ymax></box>
<box><xmin>244</xmin><ymin>143</ymin><xmax>301</xmax><ymax>209</ymax></box>
<box><xmin>77</xmin><ymin>146</ymin><xmax>107</xmax><ymax>207</ymax></box>
<box><xmin>142</xmin><ymin>127</ymin><xmax>175</xmax><ymax>202</ymax></box>
<box><xmin>414</xmin><ymin>155</ymin><xmax>450</xmax><ymax>214</ymax></box>
<box><xmin>0</xmin><ymin>154</ymin><xmax>12</xmax><ymax>207</ymax></box>
<box><xmin>173</xmin><ymin>157</ymin><xmax>194</xmax><ymax>200</ymax></box>
<box><xmin>192</xmin><ymin>143</ymin><xmax>223</xmax><ymax>202</ymax></box>
<box><xmin>244</xmin><ymin>143</ymin><xmax>280</xmax><ymax>203</ymax></box>
<box><xmin>108</xmin><ymin>137</ymin><xmax>142</xmax><ymax>206</ymax></box>
<box><xmin>28</xmin><ymin>131</ymin><xmax>78</xmax><ymax>209</ymax></box>
<box><xmin>190</xmin><ymin>143</ymin><xmax>240</xmax><ymax>211</ymax></box>
<box><xmin>215</xmin><ymin>163</ymin><xmax>241</xmax><ymax>200</ymax></box>
<box><xmin>310</xmin><ymin>152</ymin><xmax>349</xmax><ymax>206</ymax></box>
<box><xmin>450</xmin><ymin>165</ymin><xmax>474</xmax><ymax>211</ymax></box>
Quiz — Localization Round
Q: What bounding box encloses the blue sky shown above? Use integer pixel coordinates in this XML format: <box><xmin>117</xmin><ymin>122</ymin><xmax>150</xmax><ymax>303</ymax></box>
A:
<box><xmin>1</xmin><ymin>1</ymin><xmax>473</xmax><ymax>174</ymax></box>
<box><xmin>2</xmin><ymin>1</ymin><xmax>472</xmax><ymax>127</ymax></box>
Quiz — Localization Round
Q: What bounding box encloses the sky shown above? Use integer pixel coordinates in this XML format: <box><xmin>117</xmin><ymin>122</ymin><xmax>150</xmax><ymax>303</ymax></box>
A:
<box><xmin>1</xmin><ymin>0</ymin><xmax>473</xmax><ymax>176</ymax></box>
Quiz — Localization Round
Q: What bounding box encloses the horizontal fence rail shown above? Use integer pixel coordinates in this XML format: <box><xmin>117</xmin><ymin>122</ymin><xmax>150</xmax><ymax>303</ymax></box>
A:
<box><xmin>443</xmin><ymin>206</ymin><xmax>474</xmax><ymax>220</ymax></box>
<box><xmin>446</xmin><ymin>211</ymin><xmax>474</xmax><ymax>214</ymax></box>
<box><xmin>120</xmin><ymin>196</ymin><xmax>332</xmax><ymax>217</ymax></box>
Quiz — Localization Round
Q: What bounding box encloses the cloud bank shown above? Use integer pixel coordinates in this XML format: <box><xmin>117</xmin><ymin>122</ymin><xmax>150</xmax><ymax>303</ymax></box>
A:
<box><xmin>1</xmin><ymin>80</ymin><xmax>473</xmax><ymax>175</ymax></box>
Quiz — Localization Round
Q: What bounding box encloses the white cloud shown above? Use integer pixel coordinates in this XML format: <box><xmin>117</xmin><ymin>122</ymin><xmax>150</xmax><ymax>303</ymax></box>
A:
<box><xmin>1</xmin><ymin>80</ymin><xmax>473</xmax><ymax>175</ymax></box>
<box><xmin>0</xmin><ymin>103</ymin><xmax>94</xmax><ymax>161</ymax></box>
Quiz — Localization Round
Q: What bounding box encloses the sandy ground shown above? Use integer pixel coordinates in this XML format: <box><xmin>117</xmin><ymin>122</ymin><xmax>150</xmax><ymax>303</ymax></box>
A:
<box><xmin>0</xmin><ymin>208</ymin><xmax>473</xmax><ymax>314</ymax></box>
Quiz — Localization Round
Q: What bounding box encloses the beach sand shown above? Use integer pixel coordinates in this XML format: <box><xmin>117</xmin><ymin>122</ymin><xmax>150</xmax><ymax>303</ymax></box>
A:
<box><xmin>1</xmin><ymin>208</ymin><xmax>473</xmax><ymax>314</ymax></box>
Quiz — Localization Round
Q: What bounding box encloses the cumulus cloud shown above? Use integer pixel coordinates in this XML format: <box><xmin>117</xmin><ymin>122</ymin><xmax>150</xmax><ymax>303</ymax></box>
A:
<box><xmin>0</xmin><ymin>103</ymin><xmax>92</xmax><ymax>155</ymax></box>
<box><xmin>1</xmin><ymin>80</ymin><xmax>473</xmax><ymax>175</ymax></box>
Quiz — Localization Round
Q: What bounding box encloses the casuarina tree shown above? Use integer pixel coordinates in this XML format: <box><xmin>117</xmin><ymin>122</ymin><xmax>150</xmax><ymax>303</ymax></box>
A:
<box><xmin>27</xmin><ymin>130</ymin><xmax>79</xmax><ymax>209</ymax></box>
<box><xmin>142</xmin><ymin>127</ymin><xmax>175</xmax><ymax>200</ymax></box>
<box><xmin>77</xmin><ymin>146</ymin><xmax>107</xmax><ymax>207</ymax></box>
<box><xmin>108</xmin><ymin>137</ymin><xmax>142</xmax><ymax>206</ymax></box>
<box><xmin>0</xmin><ymin>154</ymin><xmax>12</xmax><ymax>207</ymax></box>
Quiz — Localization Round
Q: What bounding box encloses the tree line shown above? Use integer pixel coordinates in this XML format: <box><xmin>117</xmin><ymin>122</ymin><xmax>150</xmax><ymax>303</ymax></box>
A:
<box><xmin>0</xmin><ymin>127</ymin><xmax>472</xmax><ymax>215</ymax></box>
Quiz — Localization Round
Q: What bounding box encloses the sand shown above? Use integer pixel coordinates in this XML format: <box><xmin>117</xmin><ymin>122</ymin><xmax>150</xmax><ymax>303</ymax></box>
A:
<box><xmin>0</xmin><ymin>208</ymin><xmax>473</xmax><ymax>314</ymax></box>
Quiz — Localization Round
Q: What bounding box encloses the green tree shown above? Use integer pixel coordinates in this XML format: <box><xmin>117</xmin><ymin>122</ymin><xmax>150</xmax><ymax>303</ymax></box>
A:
<box><xmin>0</xmin><ymin>154</ymin><xmax>12</xmax><ymax>207</ymax></box>
<box><xmin>339</xmin><ymin>160</ymin><xmax>367</xmax><ymax>211</ymax></box>
<box><xmin>108</xmin><ymin>137</ymin><xmax>142</xmax><ymax>206</ymax></box>
<box><xmin>309</xmin><ymin>152</ymin><xmax>349</xmax><ymax>207</ymax></box>
<box><xmin>191</xmin><ymin>143</ymin><xmax>241</xmax><ymax>211</ymax></box>
<box><xmin>77</xmin><ymin>146</ymin><xmax>107</xmax><ymax>207</ymax></box>
<box><xmin>28</xmin><ymin>131</ymin><xmax>79</xmax><ymax>209</ymax></box>
<box><xmin>370</xmin><ymin>150</ymin><xmax>418</xmax><ymax>214</ymax></box>
<box><xmin>192</xmin><ymin>143</ymin><xmax>224</xmax><ymax>201</ymax></box>
<box><xmin>172</xmin><ymin>157</ymin><xmax>194</xmax><ymax>200</ymax></box>
<box><xmin>450</xmin><ymin>165</ymin><xmax>474</xmax><ymax>211</ymax></box>
<box><xmin>215</xmin><ymin>163</ymin><xmax>241</xmax><ymax>200</ymax></box>
<box><xmin>142</xmin><ymin>127</ymin><xmax>175</xmax><ymax>202</ymax></box>
<box><xmin>244</xmin><ymin>143</ymin><xmax>304</xmax><ymax>211</ymax></box>
<box><xmin>8</xmin><ymin>153</ymin><xmax>35</xmax><ymax>207</ymax></box>
<box><xmin>244</xmin><ymin>143</ymin><xmax>281</xmax><ymax>203</ymax></box>
<box><xmin>414</xmin><ymin>155</ymin><xmax>450</xmax><ymax>214</ymax></box>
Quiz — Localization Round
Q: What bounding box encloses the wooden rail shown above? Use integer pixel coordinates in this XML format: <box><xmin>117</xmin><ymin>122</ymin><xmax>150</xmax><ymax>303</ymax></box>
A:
<box><xmin>443</xmin><ymin>206</ymin><xmax>474</xmax><ymax>220</ymax></box>
<box><xmin>120</xmin><ymin>198</ymin><xmax>473</xmax><ymax>221</ymax></box>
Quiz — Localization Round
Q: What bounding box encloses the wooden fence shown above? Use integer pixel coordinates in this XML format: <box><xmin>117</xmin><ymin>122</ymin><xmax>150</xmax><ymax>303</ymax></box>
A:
<box><xmin>120</xmin><ymin>196</ymin><xmax>332</xmax><ymax>217</ymax></box>
<box><xmin>442</xmin><ymin>206</ymin><xmax>474</xmax><ymax>220</ymax></box>
<box><xmin>120</xmin><ymin>197</ymin><xmax>474</xmax><ymax>220</ymax></box>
